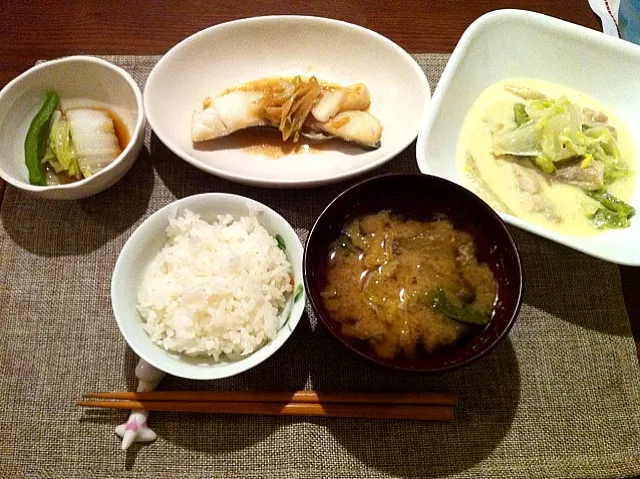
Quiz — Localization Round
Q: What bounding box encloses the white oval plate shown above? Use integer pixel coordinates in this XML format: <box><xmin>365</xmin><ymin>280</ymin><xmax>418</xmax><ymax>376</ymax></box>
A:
<box><xmin>145</xmin><ymin>16</ymin><xmax>430</xmax><ymax>187</ymax></box>
<box><xmin>417</xmin><ymin>10</ymin><xmax>640</xmax><ymax>266</ymax></box>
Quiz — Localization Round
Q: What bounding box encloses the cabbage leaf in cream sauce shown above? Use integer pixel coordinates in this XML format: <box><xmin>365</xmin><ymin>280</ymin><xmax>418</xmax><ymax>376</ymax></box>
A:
<box><xmin>456</xmin><ymin>79</ymin><xmax>636</xmax><ymax>235</ymax></box>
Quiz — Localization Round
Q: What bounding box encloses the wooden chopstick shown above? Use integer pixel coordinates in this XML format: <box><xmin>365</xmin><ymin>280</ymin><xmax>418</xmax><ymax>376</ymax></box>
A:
<box><xmin>77</xmin><ymin>399</ymin><xmax>454</xmax><ymax>421</ymax></box>
<box><xmin>82</xmin><ymin>390</ymin><xmax>456</xmax><ymax>406</ymax></box>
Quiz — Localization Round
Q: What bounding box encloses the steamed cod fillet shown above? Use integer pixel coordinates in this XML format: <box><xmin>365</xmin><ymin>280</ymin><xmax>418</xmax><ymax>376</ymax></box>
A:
<box><xmin>191</xmin><ymin>76</ymin><xmax>382</xmax><ymax>148</ymax></box>
<box><xmin>191</xmin><ymin>90</ymin><xmax>267</xmax><ymax>142</ymax></box>
<box><xmin>306</xmin><ymin>111</ymin><xmax>382</xmax><ymax>148</ymax></box>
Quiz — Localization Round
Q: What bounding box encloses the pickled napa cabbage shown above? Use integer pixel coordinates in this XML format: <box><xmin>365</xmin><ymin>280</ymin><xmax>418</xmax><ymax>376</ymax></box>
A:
<box><xmin>42</xmin><ymin>110</ymin><xmax>81</xmax><ymax>179</ymax></box>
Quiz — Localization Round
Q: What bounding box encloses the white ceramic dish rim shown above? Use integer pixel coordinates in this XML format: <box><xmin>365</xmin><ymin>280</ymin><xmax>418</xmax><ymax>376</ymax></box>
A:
<box><xmin>0</xmin><ymin>55</ymin><xmax>145</xmax><ymax>193</ymax></box>
<box><xmin>144</xmin><ymin>15</ymin><xmax>430</xmax><ymax>187</ymax></box>
<box><xmin>111</xmin><ymin>193</ymin><xmax>306</xmax><ymax>380</ymax></box>
<box><xmin>416</xmin><ymin>9</ymin><xmax>640</xmax><ymax>266</ymax></box>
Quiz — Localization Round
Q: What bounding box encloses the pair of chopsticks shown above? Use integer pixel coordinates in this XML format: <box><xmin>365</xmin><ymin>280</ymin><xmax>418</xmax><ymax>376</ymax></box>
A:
<box><xmin>79</xmin><ymin>390</ymin><xmax>456</xmax><ymax>422</ymax></box>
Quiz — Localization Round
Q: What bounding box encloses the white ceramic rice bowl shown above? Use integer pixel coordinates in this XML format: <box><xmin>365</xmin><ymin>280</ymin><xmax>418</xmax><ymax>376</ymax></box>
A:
<box><xmin>111</xmin><ymin>193</ymin><xmax>305</xmax><ymax>380</ymax></box>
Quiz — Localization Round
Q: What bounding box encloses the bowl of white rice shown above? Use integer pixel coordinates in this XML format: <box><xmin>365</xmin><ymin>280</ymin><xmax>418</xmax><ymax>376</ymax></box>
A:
<box><xmin>111</xmin><ymin>193</ymin><xmax>305</xmax><ymax>380</ymax></box>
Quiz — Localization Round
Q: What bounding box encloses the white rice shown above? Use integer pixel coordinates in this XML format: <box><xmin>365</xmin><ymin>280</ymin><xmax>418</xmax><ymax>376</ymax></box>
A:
<box><xmin>136</xmin><ymin>209</ymin><xmax>293</xmax><ymax>361</ymax></box>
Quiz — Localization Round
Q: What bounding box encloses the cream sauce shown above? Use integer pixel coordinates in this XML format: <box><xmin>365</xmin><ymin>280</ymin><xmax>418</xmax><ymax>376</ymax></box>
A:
<box><xmin>456</xmin><ymin>79</ymin><xmax>636</xmax><ymax>236</ymax></box>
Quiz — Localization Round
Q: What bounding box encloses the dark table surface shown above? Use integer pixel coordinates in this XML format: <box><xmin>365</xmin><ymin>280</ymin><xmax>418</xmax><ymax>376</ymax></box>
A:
<box><xmin>1</xmin><ymin>0</ymin><xmax>638</xmax><ymax>358</ymax></box>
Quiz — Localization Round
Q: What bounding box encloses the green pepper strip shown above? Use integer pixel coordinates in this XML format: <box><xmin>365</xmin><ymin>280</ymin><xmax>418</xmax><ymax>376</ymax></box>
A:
<box><xmin>590</xmin><ymin>208</ymin><xmax>631</xmax><ymax>229</ymax></box>
<box><xmin>587</xmin><ymin>191</ymin><xmax>635</xmax><ymax>217</ymax></box>
<box><xmin>275</xmin><ymin>234</ymin><xmax>286</xmax><ymax>251</ymax></box>
<box><xmin>24</xmin><ymin>91</ymin><xmax>60</xmax><ymax>186</ymax></box>
<box><xmin>587</xmin><ymin>191</ymin><xmax>635</xmax><ymax>230</ymax></box>
<box><xmin>426</xmin><ymin>287</ymin><xmax>490</xmax><ymax>326</ymax></box>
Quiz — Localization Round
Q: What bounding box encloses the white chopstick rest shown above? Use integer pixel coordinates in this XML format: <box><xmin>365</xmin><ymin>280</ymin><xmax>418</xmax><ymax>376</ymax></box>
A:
<box><xmin>114</xmin><ymin>413</ymin><xmax>156</xmax><ymax>450</ymax></box>
<box><xmin>114</xmin><ymin>359</ymin><xmax>165</xmax><ymax>450</ymax></box>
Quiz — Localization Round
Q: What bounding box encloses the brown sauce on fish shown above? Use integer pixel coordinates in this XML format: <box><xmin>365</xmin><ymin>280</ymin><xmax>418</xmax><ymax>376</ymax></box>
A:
<box><xmin>209</xmin><ymin>128</ymin><xmax>346</xmax><ymax>159</ymax></box>
<box><xmin>321</xmin><ymin>211</ymin><xmax>498</xmax><ymax>359</ymax></box>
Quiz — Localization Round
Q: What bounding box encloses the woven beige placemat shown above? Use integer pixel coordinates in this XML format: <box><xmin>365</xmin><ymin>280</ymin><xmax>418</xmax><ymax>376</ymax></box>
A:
<box><xmin>0</xmin><ymin>54</ymin><xmax>639</xmax><ymax>479</ymax></box>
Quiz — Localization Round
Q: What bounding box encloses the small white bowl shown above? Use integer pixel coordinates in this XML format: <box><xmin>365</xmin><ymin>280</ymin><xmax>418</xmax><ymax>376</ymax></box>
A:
<box><xmin>145</xmin><ymin>16</ymin><xmax>430</xmax><ymax>187</ymax></box>
<box><xmin>417</xmin><ymin>9</ymin><xmax>640</xmax><ymax>265</ymax></box>
<box><xmin>111</xmin><ymin>193</ymin><xmax>306</xmax><ymax>380</ymax></box>
<box><xmin>0</xmin><ymin>56</ymin><xmax>145</xmax><ymax>200</ymax></box>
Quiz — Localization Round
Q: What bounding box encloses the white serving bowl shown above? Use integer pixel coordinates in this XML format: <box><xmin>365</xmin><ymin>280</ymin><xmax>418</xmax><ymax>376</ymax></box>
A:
<box><xmin>0</xmin><ymin>56</ymin><xmax>145</xmax><ymax>200</ymax></box>
<box><xmin>416</xmin><ymin>9</ymin><xmax>640</xmax><ymax>265</ymax></box>
<box><xmin>111</xmin><ymin>193</ymin><xmax>306</xmax><ymax>380</ymax></box>
<box><xmin>145</xmin><ymin>16</ymin><xmax>430</xmax><ymax>187</ymax></box>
